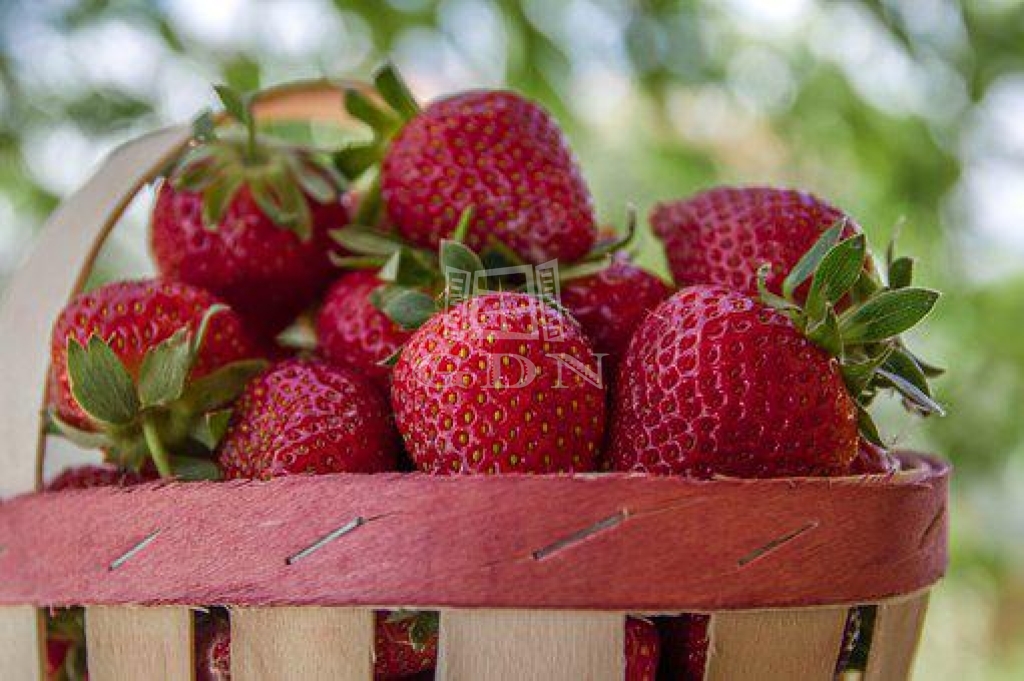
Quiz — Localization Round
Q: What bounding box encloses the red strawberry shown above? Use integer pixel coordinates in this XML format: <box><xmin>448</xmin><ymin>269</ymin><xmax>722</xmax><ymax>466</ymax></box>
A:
<box><xmin>218</xmin><ymin>358</ymin><xmax>398</xmax><ymax>479</ymax></box>
<box><xmin>658</xmin><ymin>615</ymin><xmax>708</xmax><ymax>680</ymax></box>
<box><xmin>152</xmin><ymin>86</ymin><xmax>349</xmax><ymax>336</ymax></box>
<box><xmin>375</xmin><ymin>611</ymin><xmax>438</xmax><ymax>679</ymax></box>
<box><xmin>48</xmin><ymin>279</ymin><xmax>265</xmax><ymax>478</ymax></box>
<box><xmin>195</xmin><ymin>611</ymin><xmax>231</xmax><ymax>681</ymax></box>
<box><xmin>316</xmin><ymin>271</ymin><xmax>413</xmax><ymax>386</ymax></box>
<box><xmin>391</xmin><ymin>292</ymin><xmax>606</xmax><ymax>474</ymax></box>
<box><xmin>625</xmin><ymin>617</ymin><xmax>660</xmax><ymax>681</ymax></box>
<box><xmin>609</xmin><ymin>285</ymin><xmax>859</xmax><ymax>477</ymax></box>
<box><xmin>337</xmin><ymin>66</ymin><xmax>597</xmax><ymax>264</ymax></box>
<box><xmin>46</xmin><ymin>609</ymin><xmax>87</xmax><ymax>681</ymax></box>
<box><xmin>651</xmin><ymin>187</ymin><xmax>858</xmax><ymax>297</ymax></box>
<box><xmin>46</xmin><ymin>464</ymin><xmax>154</xmax><ymax>491</ymax></box>
<box><xmin>849</xmin><ymin>440</ymin><xmax>900</xmax><ymax>475</ymax></box>
<box><xmin>560</xmin><ymin>255</ymin><xmax>672</xmax><ymax>377</ymax></box>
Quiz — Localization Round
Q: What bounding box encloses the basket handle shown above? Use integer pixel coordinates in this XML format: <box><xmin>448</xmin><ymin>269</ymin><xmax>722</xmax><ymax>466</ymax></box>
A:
<box><xmin>0</xmin><ymin>81</ymin><xmax>364</xmax><ymax>497</ymax></box>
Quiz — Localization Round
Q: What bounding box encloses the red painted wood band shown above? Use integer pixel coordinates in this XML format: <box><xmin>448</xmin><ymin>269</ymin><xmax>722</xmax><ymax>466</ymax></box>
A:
<box><xmin>0</xmin><ymin>453</ymin><xmax>948</xmax><ymax>611</ymax></box>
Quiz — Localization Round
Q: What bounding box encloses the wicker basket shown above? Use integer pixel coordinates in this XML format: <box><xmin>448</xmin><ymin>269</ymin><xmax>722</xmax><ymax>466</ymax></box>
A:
<box><xmin>0</xmin><ymin>82</ymin><xmax>949</xmax><ymax>681</ymax></box>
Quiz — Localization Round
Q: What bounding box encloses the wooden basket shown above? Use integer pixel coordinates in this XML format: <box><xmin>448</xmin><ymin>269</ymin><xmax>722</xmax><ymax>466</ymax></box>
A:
<box><xmin>0</xmin><ymin>82</ymin><xmax>949</xmax><ymax>681</ymax></box>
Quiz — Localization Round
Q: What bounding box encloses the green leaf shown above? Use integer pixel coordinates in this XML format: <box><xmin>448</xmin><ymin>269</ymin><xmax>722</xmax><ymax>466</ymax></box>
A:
<box><xmin>333</xmin><ymin>141</ymin><xmax>381</xmax><ymax>180</ymax></box>
<box><xmin>290</xmin><ymin>159</ymin><xmax>338</xmax><ymax>204</ymax></box>
<box><xmin>380</xmin><ymin>247</ymin><xmax>438</xmax><ymax>287</ymax></box>
<box><xmin>379</xmin><ymin>289</ymin><xmax>436</xmax><ymax>330</ymax></box>
<box><xmin>782</xmin><ymin>220</ymin><xmax>846</xmax><ymax>300</ymax></box>
<box><xmin>192</xmin><ymin>110</ymin><xmax>217</xmax><ymax>142</ymax></box>
<box><xmin>249</xmin><ymin>165</ymin><xmax>313</xmax><ymax>240</ymax></box>
<box><xmin>354</xmin><ymin>171</ymin><xmax>383</xmax><ymax>226</ymax></box>
<box><xmin>67</xmin><ymin>337</ymin><xmax>140</xmax><ymax>426</ymax></box>
<box><xmin>191</xmin><ymin>304</ymin><xmax>228</xmax><ymax>356</ymax></box>
<box><xmin>805</xmin><ymin>234</ymin><xmax>866</xmax><ymax>320</ymax></box>
<box><xmin>377</xmin><ymin>347</ymin><xmax>403</xmax><ymax>367</ymax></box>
<box><xmin>344</xmin><ymin>88</ymin><xmax>397</xmax><ymax>132</ymax></box>
<box><xmin>882</xmin><ymin>347</ymin><xmax>931</xmax><ymax>397</ymax></box>
<box><xmin>374</xmin><ymin>62</ymin><xmax>420</xmax><ymax>120</ymax></box>
<box><xmin>173</xmin><ymin>146</ymin><xmax>227</xmax><ymax>192</ymax></box>
<box><xmin>49</xmin><ymin>411</ymin><xmax>116</xmax><ymax>450</ymax></box>
<box><xmin>876</xmin><ymin>368</ymin><xmax>946</xmax><ymax>416</ymax></box>
<box><xmin>440</xmin><ymin>239</ymin><xmax>485</xmax><ymax>278</ymax></box>
<box><xmin>585</xmin><ymin>204</ymin><xmax>638</xmax><ymax>260</ymax></box>
<box><xmin>856</xmin><ymin>405</ymin><xmax>884</xmax><ymax>446</ymax></box>
<box><xmin>137</xmin><ymin>329</ymin><xmax>193</xmax><ymax>408</ymax></box>
<box><xmin>756</xmin><ymin>263</ymin><xmax>799</xmax><ymax>313</ymax></box>
<box><xmin>330</xmin><ymin>253</ymin><xmax>389</xmax><ymax>269</ymax></box>
<box><xmin>214</xmin><ymin>84</ymin><xmax>252</xmax><ymax>128</ymax></box>
<box><xmin>331</xmin><ymin>225</ymin><xmax>404</xmax><ymax>256</ymax></box>
<box><xmin>840</xmin><ymin>346</ymin><xmax>894</xmax><ymax>397</ymax></box>
<box><xmin>839</xmin><ymin>288</ymin><xmax>939</xmax><ymax>343</ymax></box>
<box><xmin>169</xmin><ymin>455</ymin><xmax>222</xmax><ymax>481</ymax></box>
<box><xmin>804</xmin><ymin>304</ymin><xmax>843</xmax><ymax>356</ymax></box>
<box><xmin>558</xmin><ymin>257</ymin><xmax>613</xmax><ymax>283</ymax></box>
<box><xmin>451</xmin><ymin>206</ymin><xmax>475</xmax><ymax>245</ymax></box>
<box><xmin>407</xmin><ymin>611</ymin><xmax>439</xmax><ymax>652</ymax></box>
<box><xmin>888</xmin><ymin>257</ymin><xmax>914</xmax><ymax>289</ymax></box>
<box><xmin>189</xmin><ymin>409</ymin><xmax>233</xmax><ymax>450</ymax></box>
<box><xmin>481</xmin><ymin>237</ymin><xmax>525</xmax><ymax>269</ymax></box>
<box><xmin>181</xmin><ymin>359</ymin><xmax>268</xmax><ymax>413</ymax></box>
<box><xmin>201</xmin><ymin>173</ymin><xmax>243</xmax><ymax>228</ymax></box>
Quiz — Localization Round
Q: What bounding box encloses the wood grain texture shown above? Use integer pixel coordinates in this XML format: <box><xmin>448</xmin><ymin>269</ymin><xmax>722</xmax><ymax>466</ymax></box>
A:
<box><xmin>0</xmin><ymin>455</ymin><xmax>947</xmax><ymax>610</ymax></box>
<box><xmin>864</xmin><ymin>592</ymin><xmax>930</xmax><ymax>681</ymax></box>
<box><xmin>85</xmin><ymin>606</ymin><xmax>193</xmax><ymax>681</ymax></box>
<box><xmin>438</xmin><ymin>610</ymin><xmax>623</xmax><ymax>681</ymax></box>
<box><xmin>704</xmin><ymin>607</ymin><xmax>849</xmax><ymax>680</ymax></box>
<box><xmin>231</xmin><ymin>607</ymin><xmax>373</xmax><ymax>681</ymax></box>
<box><xmin>0</xmin><ymin>606</ymin><xmax>42</xmax><ymax>681</ymax></box>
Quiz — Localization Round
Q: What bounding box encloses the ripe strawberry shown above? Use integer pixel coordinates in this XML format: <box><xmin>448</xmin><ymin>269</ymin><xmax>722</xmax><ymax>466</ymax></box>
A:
<box><xmin>391</xmin><ymin>292</ymin><xmax>606</xmax><ymax>474</ymax></box>
<box><xmin>658</xmin><ymin>615</ymin><xmax>708</xmax><ymax>680</ymax></box>
<box><xmin>336</xmin><ymin>65</ymin><xmax>597</xmax><ymax>264</ymax></box>
<box><xmin>849</xmin><ymin>440</ymin><xmax>900</xmax><ymax>475</ymax></box>
<box><xmin>560</xmin><ymin>255</ymin><xmax>672</xmax><ymax>377</ymax></box>
<box><xmin>316</xmin><ymin>271</ymin><xmax>413</xmax><ymax>386</ymax></box>
<box><xmin>375</xmin><ymin>611</ymin><xmax>438</xmax><ymax>679</ymax></box>
<box><xmin>625</xmin><ymin>617</ymin><xmax>660</xmax><ymax>681</ymax></box>
<box><xmin>195</xmin><ymin>611</ymin><xmax>231</xmax><ymax>681</ymax></box>
<box><xmin>48</xmin><ymin>279</ymin><xmax>266</xmax><ymax>478</ymax></box>
<box><xmin>651</xmin><ymin>187</ymin><xmax>858</xmax><ymax>297</ymax></box>
<box><xmin>218</xmin><ymin>358</ymin><xmax>398</xmax><ymax>479</ymax></box>
<box><xmin>45</xmin><ymin>464</ymin><xmax>154</xmax><ymax>491</ymax></box>
<box><xmin>609</xmin><ymin>285</ymin><xmax>860</xmax><ymax>477</ymax></box>
<box><xmin>152</xmin><ymin>86</ymin><xmax>349</xmax><ymax>336</ymax></box>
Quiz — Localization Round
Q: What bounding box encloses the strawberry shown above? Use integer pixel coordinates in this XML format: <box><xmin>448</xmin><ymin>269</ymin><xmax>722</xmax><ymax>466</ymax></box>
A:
<box><xmin>375</xmin><ymin>611</ymin><xmax>438</xmax><ymax>679</ymax></box>
<box><xmin>651</xmin><ymin>187</ymin><xmax>858</xmax><ymax>298</ymax></box>
<box><xmin>560</xmin><ymin>254</ymin><xmax>672</xmax><ymax>377</ymax></box>
<box><xmin>625</xmin><ymin>617</ymin><xmax>660</xmax><ymax>681</ymax></box>
<box><xmin>195</xmin><ymin>611</ymin><xmax>231</xmax><ymax>681</ymax></box>
<box><xmin>48</xmin><ymin>279</ymin><xmax>266</xmax><ymax>479</ymax></box>
<box><xmin>45</xmin><ymin>464</ymin><xmax>154</xmax><ymax>491</ymax></box>
<box><xmin>609</xmin><ymin>285</ymin><xmax>859</xmax><ymax>477</ymax></box>
<box><xmin>316</xmin><ymin>271</ymin><xmax>413</xmax><ymax>386</ymax></box>
<box><xmin>849</xmin><ymin>439</ymin><xmax>900</xmax><ymax>475</ymax></box>
<box><xmin>46</xmin><ymin>609</ymin><xmax>87</xmax><ymax>681</ymax></box>
<box><xmin>217</xmin><ymin>358</ymin><xmax>398</xmax><ymax>479</ymax></box>
<box><xmin>335</xmin><ymin>65</ymin><xmax>597</xmax><ymax>264</ymax></box>
<box><xmin>658</xmin><ymin>615</ymin><xmax>708</xmax><ymax>680</ymax></box>
<box><xmin>610</xmin><ymin>223</ymin><xmax>941</xmax><ymax>477</ymax></box>
<box><xmin>152</xmin><ymin>86</ymin><xmax>349</xmax><ymax>336</ymax></box>
<box><xmin>391</xmin><ymin>291</ymin><xmax>606</xmax><ymax>474</ymax></box>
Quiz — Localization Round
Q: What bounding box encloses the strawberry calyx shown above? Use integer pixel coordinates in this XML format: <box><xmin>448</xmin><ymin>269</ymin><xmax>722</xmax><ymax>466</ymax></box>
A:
<box><xmin>333</xmin><ymin>62</ymin><xmax>420</xmax><ymax>226</ymax></box>
<box><xmin>51</xmin><ymin>305</ymin><xmax>267</xmax><ymax>479</ymax></box>
<box><xmin>384</xmin><ymin>610</ymin><xmax>440</xmax><ymax>652</ymax></box>
<box><xmin>170</xmin><ymin>84</ymin><xmax>345</xmax><ymax>240</ymax></box>
<box><xmin>46</xmin><ymin>609</ymin><xmax>87</xmax><ymax>681</ymax></box>
<box><xmin>757</xmin><ymin>222</ymin><xmax>943</xmax><ymax>444</ymax></box>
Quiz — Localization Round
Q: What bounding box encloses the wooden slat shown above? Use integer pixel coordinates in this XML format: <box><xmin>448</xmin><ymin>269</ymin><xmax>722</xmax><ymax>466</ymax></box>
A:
<box><xmin>704</xmin><ymin>607</ymin><xmax>849</xmax><ymax>681</ymax></box>
<box><xmin>0</xmin><ymin>456</ymin><xmax>949</xmax><ymax>611</ymax></box>
<box><xmin>86</xmin><ymin>606</ymin><xmax>193</xmax><ymax>681</ymax></box>
<box><xmin>0</xmin><ymin>606</ymin><xmax>42</xmax><ymax>680</ymax></box>
<box><xmin>231</xmin><ymin>607</ymin><xmax>373</xmax><ymax>681</ymax></box>
<box><xmin>438</xmin><ymin>610</ymin><xmax>623</xmax><ymax>681</ymax></box>
<box><xmin>864</xmin><ymin>592</ymin><xmax>930</xmax><ymax>681</ymax></box>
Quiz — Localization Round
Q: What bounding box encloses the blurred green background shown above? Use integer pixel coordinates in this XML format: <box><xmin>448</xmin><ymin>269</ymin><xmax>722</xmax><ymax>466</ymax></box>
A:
<box><xmin>0</xmin><ymin>0</ymin><xmax>1021</xmax><ymax>677</ymax></box>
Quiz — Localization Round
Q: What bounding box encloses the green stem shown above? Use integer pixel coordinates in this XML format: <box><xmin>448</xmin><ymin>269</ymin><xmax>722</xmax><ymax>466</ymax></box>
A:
<box><xmin>142</xmin><ymin>418</ymin><xmax>173</xmax><ymax>478</ymax></box>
